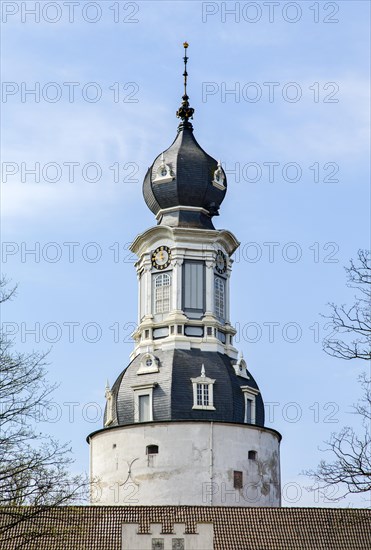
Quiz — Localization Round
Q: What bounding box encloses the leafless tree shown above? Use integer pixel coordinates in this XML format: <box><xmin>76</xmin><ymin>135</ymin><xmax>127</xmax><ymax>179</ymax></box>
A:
<box><xmin>323</xmin><ymin>249</ymin><xmax>371</xmax><ymax>360</ymax></box>
<box><xmin>305</xmin><ymin>374</ymin><xmax>371</xmax><ymax>501</ymax></box>
<box><xmin>305</xmin><ymin>251</ymin><xmax>371</xmax><ymax>501</ymax></box>
<box><xmin>0</xmin><ymin>278</ymin><xmax>88</xmax><ymax>546</ymax></box>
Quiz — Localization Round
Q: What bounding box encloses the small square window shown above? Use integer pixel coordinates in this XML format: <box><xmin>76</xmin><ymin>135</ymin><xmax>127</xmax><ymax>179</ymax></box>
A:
<box><xmin>146</xmin><ymin>445</ymin><xmax>159</xmax><ymax>455</ymax></box>
<box><xmin>172</xmin><ymin>539</ymin><xmax>185</xmax><ymax>550</ymax></box>
<box><xmin>145</xmin><ymin>329</ymin><xmax>150</xmax><ymax>339</ymax></box>
<box><xmin>152</xmin><ymin>539</ymin><xmax>164</xmax><ymax>550</ymax></box>
<box><xmin>248</xmin><ymin>450</ymin><xmax>257</xmax><ymax>460</ymax></box>
<box><xmin>234</xmin><ymin>470</ymin><xmax>243</xmax><ymax>489</ymax></box>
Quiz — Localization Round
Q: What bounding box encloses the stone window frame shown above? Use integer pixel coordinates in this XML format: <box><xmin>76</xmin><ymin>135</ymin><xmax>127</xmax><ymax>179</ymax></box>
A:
<box><xmin>137</xmin><ymin>352</ymin><xmax>160</xmax><ymax>375</ymax></box>
<box><xmin>153</xmin><ymin>272</ymin><xmax>171</xmax><ymax>314</ymax></box>
<box><xmin>214</xmin><ymin>275</ymin><xmax>225</xmax><ymax>321</ymax></box>
<box><xmin>191</xmin><ymin>365</ymin><xmax>216</xmax><ymax>411</ymax></box>
<box><xmin>241</xmin><ymin>386</ymin><xmax>260</xmax><ymax>425</ymax></box>
<box><xmin>131</xmin><ymin>382</ymin><xmax>157</xmax><ymax>422</ymax></box>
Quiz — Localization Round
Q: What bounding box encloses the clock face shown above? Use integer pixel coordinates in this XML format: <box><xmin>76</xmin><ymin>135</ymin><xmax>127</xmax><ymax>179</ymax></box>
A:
<box><xmin>151</xmin><ymin>246</ymin><xmax>171</xmax><ymax>270</ymax></box>
<box><xmin>215</xmin><ymin>250</ymin><xmax>227</xmax><ymax>274</ymax></box>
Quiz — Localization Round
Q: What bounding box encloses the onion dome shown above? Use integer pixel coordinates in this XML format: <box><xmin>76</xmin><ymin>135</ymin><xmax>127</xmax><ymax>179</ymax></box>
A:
<box><xmin>143</xmin><ymin>43</ymin><xmax>227</xmax><ymax>230</ymax></box>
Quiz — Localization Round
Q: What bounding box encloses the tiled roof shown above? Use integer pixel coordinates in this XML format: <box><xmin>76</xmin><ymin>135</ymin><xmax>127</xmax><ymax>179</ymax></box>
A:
<box><xmin>1</xmin><ymin>506</ymin><xmax>370</xmax><ymax>549</ymax></box>
<box><xmin>101</xmin><ymin>349</ymin><xmax>267</xmax><ymax>431</ymax></box>
<box><xmin>143</xmin><ymin>125</ymin><xmax>226</xmax><ymax>229</ymax></box>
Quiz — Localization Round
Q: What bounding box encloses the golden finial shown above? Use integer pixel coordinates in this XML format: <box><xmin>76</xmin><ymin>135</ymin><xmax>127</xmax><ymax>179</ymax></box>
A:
<box><xmin>176</xmin><ymin>41</ymin><xmax>194</xmax><ymax>127</ymax></box>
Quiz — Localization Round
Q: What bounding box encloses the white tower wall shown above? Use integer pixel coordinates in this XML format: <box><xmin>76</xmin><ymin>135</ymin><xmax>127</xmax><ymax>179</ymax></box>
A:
<box><xmin>90</xmin><ymin>421</ymin><xmax>281</xmax><ymax>507</ymax></box>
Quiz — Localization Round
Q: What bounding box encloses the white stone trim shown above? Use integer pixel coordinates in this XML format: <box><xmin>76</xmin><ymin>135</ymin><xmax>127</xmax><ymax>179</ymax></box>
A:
<box><xmin>191</xmin><ymin>366</ymin><xmax>216</xmax><ymax>410</ymax></box>
<box><xmin>137</xmin><ymin>352</ymin><xmax>159</xmax><ymax>375</ymax></box>
<box><xmin>233</xmin><ymin>355</ymin><xmax>250</xmax><ymax>379</ymax></box>
<box><xmin>241</xmin><ymin>386</ymin><xmax>260</xmax><ymax>425</ymax></box>
<box><xmin>155</xmin><ymin>205</ymin><xmax>210</xmax><ymax>221</ymax></box>
<box><xmin>212</xmin><ymin>161</ymin><xmax>226</xmax><ymax>190</ymax></box>
<box><xmin>131</xmin><ymin>382</ymin><xmax>157</xmax><ymax>422</ymax></box>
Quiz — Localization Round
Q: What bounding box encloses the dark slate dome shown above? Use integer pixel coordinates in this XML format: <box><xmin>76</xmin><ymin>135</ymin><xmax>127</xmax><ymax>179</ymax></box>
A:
<box><xmin>104</xmin><ymin>349</ymin><xmax>265</xmax><ymax>428</ymax></box>
<box><xmin>143</xmin><ymin>122</ymin><xmax>227</xmax><ymax>229</ymax></box>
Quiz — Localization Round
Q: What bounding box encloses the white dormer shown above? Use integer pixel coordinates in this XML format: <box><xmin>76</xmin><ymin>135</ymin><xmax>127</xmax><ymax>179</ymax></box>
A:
<box><xmin>190</xmin><ymin>364</ymin><xmax>216</xmax><ymax>410</ymax></box>
<box><xmin>233</xmin><ymin>352</ymin><xmax>250</xmax><ymax>379</ymax></box>
<box><xmin>212</xmin><ymin>160</ymin><xmax>226</xmax><ymax>190</ymax></box>
<box><xmin>137</xmin><ymin>351</ymin><xmax>160</xmax><ymax>375</ymax></box>
<box><xmin>153</xmin><ymin>153</ymin><xmax>174</xmax><ymax>184</ymax></box>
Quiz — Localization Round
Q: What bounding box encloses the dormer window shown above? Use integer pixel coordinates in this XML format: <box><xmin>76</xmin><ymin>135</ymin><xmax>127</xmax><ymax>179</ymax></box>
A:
<box><xmin>233</xmin><ymin>353</ymin><xmax>250</xmax><ymax>379</ymax></box>
<box><xmin>212</xmin><ymin>161</ymin><xmax>226</xmax><ymax>190</ymax></box>
<box><xmin>153</xmin><ymin>153</ymin><xmax>174</xmax><ymax>184</ymax></box>
<box><xmin>191</xmin><ymin>365</ymin><xmax>216</xmax><ymax>411</ymax></box>
<box><xmin>132</xmin><ymin>382</ymin><xmax>157</xmax><ymax>423</ymax></box>
<box><xmin>137</xmin><ymin>352</ymin><xmax>160</xmax><ymax>375</ymax></box>
<box><xmin>241</xmin><ymin>386</ymin><xmax>260</xmax><ymax>425</ymax></box>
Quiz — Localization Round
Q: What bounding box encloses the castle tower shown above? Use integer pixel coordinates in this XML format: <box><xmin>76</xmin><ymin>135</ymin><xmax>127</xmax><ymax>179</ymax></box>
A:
<box><xmin>88</xmin><ymin>44</ymin><xmax>281</xmax><ymax>507</ymax></box>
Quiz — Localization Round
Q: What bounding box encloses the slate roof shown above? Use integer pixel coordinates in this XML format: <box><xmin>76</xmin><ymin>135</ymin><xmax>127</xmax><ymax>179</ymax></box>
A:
<box><xmin>143</xmin><ymin>125</ymin><xmax>227</xmax><ymax>229</ymax></box>
<box><xmin>103</xmin><ymin>350</ymin><xmax>265</xmax><ymax>428</ymax></box>
<box><xmin>1</xmin><ymin>506</ymin><xmax>370</xmax><ymax>549</ymax></box>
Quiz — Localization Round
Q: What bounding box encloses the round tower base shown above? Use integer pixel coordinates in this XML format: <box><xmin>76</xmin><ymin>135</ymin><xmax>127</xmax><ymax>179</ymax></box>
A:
<box><xmin>89</xmin><ymin>421</ymin><xmax>281</xmax><ymax>507</ymax></box>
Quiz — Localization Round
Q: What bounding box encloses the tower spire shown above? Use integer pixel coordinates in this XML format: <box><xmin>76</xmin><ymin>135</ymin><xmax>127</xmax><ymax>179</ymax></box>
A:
<box><xmin>176</xmin><ymin>41</ymin><xmax>194</xmax><ymax>128</ymax></box>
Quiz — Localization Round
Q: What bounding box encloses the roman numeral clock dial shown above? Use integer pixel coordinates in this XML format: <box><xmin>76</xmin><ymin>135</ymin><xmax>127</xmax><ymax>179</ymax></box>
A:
<box><xmin>215</xmin><ymin>250</ymin><xmax>227</xmax><ymax>274</ymax></box>
<box><xmin>151</xmin><ymin>246</ymin><xmax>172</xmax><ymax>270</ymax></box>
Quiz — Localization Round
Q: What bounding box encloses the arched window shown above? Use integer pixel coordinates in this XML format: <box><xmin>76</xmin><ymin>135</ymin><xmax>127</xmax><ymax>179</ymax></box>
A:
<box><xmin>214</xmin><ymin>277</ymin><xmax>225</xmax><ymax>320</ymax></box>
<box><xmin>146</xmin><ymin>445</ymin><xmax>159</xmax><ymax>455</ymax></box>
<box><xmin>154</xmin><ymin>273</ymin><xmax>171</xmax><ymax>314</ymax></box>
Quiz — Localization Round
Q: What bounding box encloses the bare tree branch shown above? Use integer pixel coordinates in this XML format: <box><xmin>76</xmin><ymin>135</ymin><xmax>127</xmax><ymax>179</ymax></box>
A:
<box><xmin>322</xmin><ymin>249</ymin><xmax>371</xmax><ymax>361</ymax></box>
<box><xmin>0</xmin><ymin>278</ymin><xmax>89</xmax><ymax>545</ymax></box>
<box><xmin>304</xmin><ymin>374</ymin><xmax>371</xmax><ymax>500</ymax></box>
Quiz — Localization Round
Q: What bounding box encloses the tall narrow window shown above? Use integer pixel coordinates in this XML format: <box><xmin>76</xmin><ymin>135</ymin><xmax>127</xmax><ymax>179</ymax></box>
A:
<box><xmin>132</xmin><ymin>382</ymin><xmax>156</xmax><ymax>423</ymax></box>
<box><xmin>245</xmin><ymin>398</ymin><xmax>252</xmax><ymax>424</ymax></box>
<box><xmin>197</xmin><ymin>383</ymin><xmax>209</xmax><ymax>406</ymax></box>
<box><xmin>214</xmin><ymin>276</ymin><xmax>225</xmax><ymax>320</ymax></box>
<box><xmin>154</xmin><ymin>273</ymin><xmax>171</xmax><ymax>314</ymax></box>
<box><xmin>139</xmin><ymin>394</ymin><xmax>150</xmax><ymax>422</ymax></box>
<box><xmin>234</xmin><ymin>470</ymin><xmax>243</xmax><ymax>489</ymax></box>
<box><xmin>183</xmin><ymin>261</ymin><xmax>205</xmax><ymax>319</ymax></box>
<box><xmin>241</xmin><ymin>386</ymin><xmax>259</xmax><ymax>425</ymax></box>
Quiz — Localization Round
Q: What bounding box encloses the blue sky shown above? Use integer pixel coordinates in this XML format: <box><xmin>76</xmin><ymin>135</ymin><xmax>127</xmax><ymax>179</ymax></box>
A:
<box><xmin>1</xmin><ymin>0</ymin><xmax>370</xmax><ymax>507</ymax></box>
